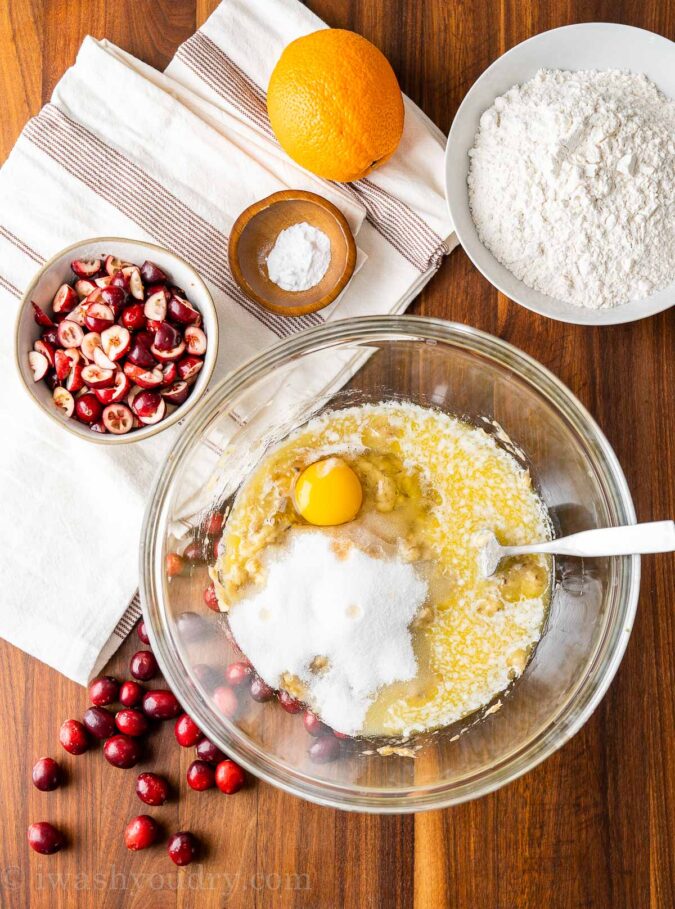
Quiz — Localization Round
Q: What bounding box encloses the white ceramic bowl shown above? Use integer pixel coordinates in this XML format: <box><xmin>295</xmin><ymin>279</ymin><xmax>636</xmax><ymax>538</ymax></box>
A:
<box><xmin>15</xmin><ymin>237</ymin><xmax>218</xmax><ymax>444</ymax></box>
<box><xmin>445</xmin><ymin>23</ymin><xmax>675</xmax><ymax>325</ymax></box>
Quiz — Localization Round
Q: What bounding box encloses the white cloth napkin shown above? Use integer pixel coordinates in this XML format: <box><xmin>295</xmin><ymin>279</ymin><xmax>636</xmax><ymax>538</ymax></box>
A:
<box><xmin>0</xmin><ymin>0</ymin><xmax>454</xmax><ymax>685</ymax></box>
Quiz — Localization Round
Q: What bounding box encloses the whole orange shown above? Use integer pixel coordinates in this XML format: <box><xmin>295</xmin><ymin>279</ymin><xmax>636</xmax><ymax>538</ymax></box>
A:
<box><xmin>267</xmin><ymin>29</ymin><xmax>405</xmax><ymax>183</ymax></box>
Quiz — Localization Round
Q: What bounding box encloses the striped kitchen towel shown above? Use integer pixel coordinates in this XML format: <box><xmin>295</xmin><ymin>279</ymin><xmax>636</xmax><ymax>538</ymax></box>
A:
<box><xmin>0</xmin><ymin>0</ymin><xmax>454</xmax><ymax>685</ymax></box>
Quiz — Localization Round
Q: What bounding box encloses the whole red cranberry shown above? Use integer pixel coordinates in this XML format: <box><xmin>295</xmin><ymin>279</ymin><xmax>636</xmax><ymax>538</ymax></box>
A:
<box><xmin>195</xmin><ymin>739</ymin><xmax>225</xmax><ymax>765</ymax></box>
<box><xmin>215</xmin><ymin>759</ymin><xmax>245</xmax><ymax>795</ymax></box>
<box><xmin>142</xmin><ymin>689</ymin><xmax>181</xmax><ymax>720</ymax></box>
<box><xmin>174</xmin><ymin>713</ymin><xmax>202</xmax><ymax>747</ymax></box>
<box><xmin>165</xmin><ymin>552</ymin><xmax>185</xmax><ymax>577</ymax></box>
<box><xmin>27</xmin><ymin>821</ymin><xmax>65</xmax><ymax>855</ymax></box>
<box><xmin>136</xmin><ymin>772</ymin><xmax>169</xmax><ymax>806</ymax></box>
<box><xmin>59</xmin><ymin>719</ymin><xmax>89</xmax><ymax>755</ymax></box>
<box><xmin>249</xmin><ymin>676</ymin><xmax>274</xmax><ymax>703</ymax></box>
<box><xmin>168</xmin><ymin>831</ymin><xmax>199</xmax><ymax>866</ymax></box>
<box><xmin>115</xmin><ymin>709</ymin><xmax>149</xmax><ymax>737</ymax></box>
<box><xmin>278</xmin><ymin>690</ymin><xmax>302</xmax><ymax>714</ymax></box>
<box><xmin>119</xmin><ymin>680</ymin><xmax>145</xmax><ymax>708</ymax></box>
<box><xmin>203</xmin><ymin>583</ymin><xmax>219</xmax><ymax>611</ymax></box>
<box><xmin>130</xmin><ymin>650</ymin><xmax>158</xmax><ymax>681</ymax></box>
<box><xmin>83</xmin><ymin>706</ymin><xmax>117</xmax><ymax>740</ymax></box>
<box><xmin>224</xmin><ymin>661</ymin><xmax>252</xmax><ymax>688</ymax></box>
<box><xmin>183</xmin><ymin>541</ymin><xmax>204</xmax><ymax>562</ymax></box>
<box><xmin>204</xmin><ymin>512</ymin><xmax>224</xmax><ymax>536</ymax></box>
<box><xmin>124</xmin><ymin>815</ymin><xmax>159</xmax><ymax>851</ymax></box>
<box><xmin>103</xmin><ymin>734</ymin><xmax>141</xmax><ymax>769</ymax></box>
<box><xmin>213</xmin><ymin>685</ymin><xmax>238</xmax><ymax>718</ymax></box>
<box><xmin>88</xmin><ymin>675</ymin><xmax>119</xmax><ymax>707</ymax></box>
<box><xmin>308</xmin><ymin>735</ymin><xmax>341</xmax><ymax>764</ymax></box>
<box><xmin>32</xmin><ymin>757</ymin><xmax>62</xmax><ymax>792</ymax></box>
<box><xmin>186</xmin><ymin>760</ymin><xmax>215</xmax><ymax>791</ymax></box>
<box><xmin>303</xmin><ymin>710</ymin><xmax>329</xmax><ymax>738</ymax></box>
<box><xmin>136</xmin><ymin>620</ymin><xmax>150</xmax><ymax>645</ymax></box>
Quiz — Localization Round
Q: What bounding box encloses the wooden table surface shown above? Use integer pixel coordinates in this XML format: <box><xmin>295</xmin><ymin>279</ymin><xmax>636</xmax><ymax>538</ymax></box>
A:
<box><xmin>1</xmin><ymin>1</ymin><xmax>673</xmax><ymax>907</ymax></box>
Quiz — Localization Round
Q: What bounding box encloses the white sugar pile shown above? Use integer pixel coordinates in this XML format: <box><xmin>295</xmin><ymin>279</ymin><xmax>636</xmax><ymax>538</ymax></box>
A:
<box><xmin>227</xmin><ymin>530</ymin><xmax>428</xmax><ymax>735</ymax></box>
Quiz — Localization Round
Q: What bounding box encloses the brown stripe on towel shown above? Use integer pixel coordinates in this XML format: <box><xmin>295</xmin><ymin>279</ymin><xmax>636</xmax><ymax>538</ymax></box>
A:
<box><xmin>174</xmin><ymin>32</ymin><xmax>447</xmax><ymax>273</ymax></box>
<box><xmin>112</xmin><ymin>592</ymin><xmax>142</xmax><ymax>640</ymax></box>
<box><xmin>0</xmin><ymin>274</ymin><xmax>21</xmax><ymax>297</ymax></box>
<box><xmin>22</xmin><ymin>106</ymin><xmax>324</xmax><ymax>338</ymax></box>
<box><xmin>0</xmin><ymin>226</ymin><xmax>45</xmax><ymax>264</ymax></box>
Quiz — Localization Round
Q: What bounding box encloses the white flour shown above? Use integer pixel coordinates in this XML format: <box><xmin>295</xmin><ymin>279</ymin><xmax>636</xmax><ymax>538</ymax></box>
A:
<box><xmin>266</xmin><ymin>221</ymin><xmax>331</xmax><ymax>292</ymax></box>
<box><xmin>468</xmin><ymin>69</ymin><xmax>675</xmax><ymax>308</ymax></box>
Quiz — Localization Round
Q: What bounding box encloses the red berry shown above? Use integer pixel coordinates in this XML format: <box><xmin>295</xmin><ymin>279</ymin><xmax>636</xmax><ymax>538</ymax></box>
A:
<box><xmin>115</xmin><ymin>708</ymin><xmax>149</xmax><ymax>737</ymax></box>
<box><xmin>103</xmin><ymin>734</ymin><xmax>141</xmax><ymax>769</ymax></box>
<box><xmin>142</xmin><ymin>689</ymin><xmax>181</xmax><ymax>720</ymax></box>
<box><xmin>32</xmin><ymin>757</ymin><xmax>62</xmax><ymax>792</ymax></box>
<box><xmin>174</xmin><ymin>713</ymin><xmax>202</xmax><ymax>747</ymax></box>
<box><xmin>83</xmin><ymin>706</ymin><xmax>116</xmax><ymax>740</ymax></box>
<box><xmin>119</xmin><ymin>680</ymin><xmax>144</xmax><ymax>708</ymax></box>
<box><xmin>308</xmin><ymin>735</ymin><xmax>341</xmax><ymax>764</ymax></box>
<box><xmin>303</xmin><ymin>710</ymin><xmax>329</xmax><ymax>738</ymax></box>
<box><xmin>168</xmin><ymin>831</ymin><xmax>199</xmax><ymax>866</ymax></box>
<box><xmin>59</xmin><ymin>719</ymin><xmax>89</xmax><ymax>755</ymax></box>
<box><xmin>183</xmin><ymin>540</ymin><xmax>204</xmax><ymax>562</ymax></box>
<box><xmin>213</xmin><ymin>685</ymin><xmax>238</xmax><ymax>718</ymax></box>
<box><xmin>249</xmin><ymin>676</ymin><xmax>274</xmax><ymax>703</ymax></box>
<box><xmin>130</xmin><ymin>650</ymin><xmax>158</xmax><ymax>681</ymax></box>
<box><xmin>195</xmin><ymin>739</ymin><xmax>225</xmax><ymax>765</ymax></box>
<box><xmin>136</xmin><ymin>772</ymin><xmax>169</xmax><ymax>806</ymax></box>
<box><xmin>121</xmin><ymin>303</ymin><xmax>146</xmax><ymax>331</ymax></box>
<box><xmin>186</xmin><ymin>760</ymin><xmax>215</xmax><ymax>791</ymax></box>
<box><xmin>203</xmin><ymin>583</ymin><xmax>219</xmax><ymax>611</ymax></box>
<box><xmin>75</xmin><ymin>392</ymin><xmax>103</xmax><ymax>424</ymax></box>
<box><xmin>224</xmin><ymin>661</ymin><xmax>251</xmax><ymax>688</ymax></box>
<box><xmin>136</xmin><ymin>620</ymin><xmax>150</xmax><ymax>644</ymax></box>
<box><xmin>205</xmin><ymin>512</ymin><xmax>224</xmax><ymax>536</ymax></box>
<box><xmin>124</xmin><ymin>815</ymin><xmax>159</xmax><ymax>851</ymax></box>
<box><xmin>278</xmin><ymin>690</ymin><xmax>302</xmax><ymax>714</ymax></box>
<box><xmin>165</xmin><ymin>552</ymin><xmax>185</xmax><ymax>577</ymax></box>
<box><xmin>215</xmin><ymin>759</ymin><xmax>245</xmax><ymax>794</ymax></box>
<box><xmin>88</xmin><ymin>675</ymin><xmax>119</xmax><ymax>707</ymax></box>
<box><xmin>28</xmin><ymin>821</ymin><xmax>65</xmax><ymax>855</ymax></box>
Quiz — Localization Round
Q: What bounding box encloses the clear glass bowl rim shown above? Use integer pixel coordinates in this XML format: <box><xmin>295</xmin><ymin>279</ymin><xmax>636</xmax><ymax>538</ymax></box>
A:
<box><xmin>140</xmin><ymin>315</ymin><xmax>639</xmax><ymax>813</ymax></box>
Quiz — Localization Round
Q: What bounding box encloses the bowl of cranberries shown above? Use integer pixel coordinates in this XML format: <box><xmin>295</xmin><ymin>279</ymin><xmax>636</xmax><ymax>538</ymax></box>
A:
<box><xmin>15</xmin><ymin>238</ymin><xmax>218</xmax><ymax>442</ymax></box>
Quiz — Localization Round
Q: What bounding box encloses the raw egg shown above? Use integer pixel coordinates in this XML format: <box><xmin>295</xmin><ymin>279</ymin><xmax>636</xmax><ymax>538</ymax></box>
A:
<box><xmin>294</xmin><ymin>457</ymin><xmax>362</xmax><ymax>526</ymax></box>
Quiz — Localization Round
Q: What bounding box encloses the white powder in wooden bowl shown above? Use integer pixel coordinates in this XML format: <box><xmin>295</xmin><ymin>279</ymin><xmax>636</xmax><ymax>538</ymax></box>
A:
<box><xmin>266</xmin><ymin>221</ymin><xmax>331</xmax><ymax>292</ymax></box>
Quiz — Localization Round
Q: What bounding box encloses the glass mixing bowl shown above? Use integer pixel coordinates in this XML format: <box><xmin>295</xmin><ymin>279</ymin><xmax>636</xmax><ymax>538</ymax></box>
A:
<box><xmin>140</xmin><ymin>316</ymin><xmax>639</xmax><ymax>812</ymax></box>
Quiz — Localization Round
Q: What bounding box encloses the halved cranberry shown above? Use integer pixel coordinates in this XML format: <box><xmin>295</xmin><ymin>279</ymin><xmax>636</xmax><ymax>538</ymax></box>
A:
<box><xmin>175</xmin><ymin>713</ymin><xmax>202</xmax><ymax>748</ymax></box>
<box><xmin>121</xmin><ymin>303</ymin><xmax>146</xmax><ymax>332</ymax></box>
<box><xmin>124</xmin><ymin>364</ymin><xmax>164</xmax><ymax>389</ymax></box>
<box><xmin>308</xmin><ymin>735</ymin><xmax>341</xmax><ymax>764</ymax></box>
<box><xmin>224</xmin><ymin>662</ymin><xmax>252</xmax><ymax>689</ymax></box>
<box><xmin>138</xmin><ymin>398</ymin><xmax>165</xmax><ymax>425</ymax></box>
<box><xmin>83</xmin><ymin>706</ymin><xmax>116</xmax><ymax>739</ymax></box>
<box><xmin>126</xmin><ymin>340</ymin><xmax>157</xmax><ymax>370</ymax></box>
<box><xmin>85</xmin><ymin>302</ymin><xmax>114</xmax><ymax>333</ymax></box>
<box><xmin>54</xmin><ymin>349</ymin><xmax>72</xmax><ymax>381</ymax></box>
<box><xmin>115</xmin><ymin>708</ymin><xmax>149</xmax><ymax>737</ymax></box>
<box><xmin>95</xmin><ymin>276</ymin><xmax>112</xmax><ymax>288</ymax></box>
<box><xmin>32</xmin><ymin>301</ymin><xmax>55</xmax><ymax>327</ymax></box>
<box><xmin>59</xmin><ymin>719</ymin><xmax>89</xmax><ymax>755</ymax></box>
<box><xmin>119</xmin><ymin>680</ymin><xmax>144</xmax><ymax>708</ymax></box>
<box><xmin>142</xmin><ymin>689</ymin><xmax>181</xmax><ymax>720</ymax></box>
<box><xmin>65</xmin><ymin>303</ymin><xmax>87</xmax><ymax>326</ymax></box>
<box><xmin>160</xmin><ymin>361</ymin><xmax>178</xmax><ymax>387</ymax></box>
<box><xmin>93</xmin><ymin>345</ymin><xmax>117</xmax><ymax>370</ymax></box>
<box><xmin>32</xmin><ymin>757</ymin><xmax>62</xmax><ymax>791</ymax></box>
<box><xmin>124</xmin><ymin>266</ymin><xmax>144</xmax><ymax>300</ymax></box>
<box><xmin>89</xmin><ymin>675</ymin><xmax>119</xmax><ymax>706</ymax></box>
<box><xmin>161</xmin><ymin>381</ymin><xmax>190</xmax><ymax>406</ymax></box>
<box><xmin>250</xmin><ymin>676</ymin><xmax>274</xmax><ymax>703</ymax></box>
<box><xmin>186</xmin><ymin>760</ymin><xmax>215</xmax><ymax>791</ymax></box>
<box><xmin>33</xmin><ymin>339</ymin><xmax>54</xmax><ymax>370</ymax></box>
<box><xmin>102</xmin><ymin>403</ymin><xmax>133</xmax><ymax>434</ymax></box>
<box><xmin>130</xmin><ymin>650</ymin><xmax>158</xmax><ymax>681</ymax></box>
<box><xmin>215</xmin><ymin>759</ymin><xmax>245</xmax><ymax>794</ymax></box>
<box><xmin>80</xmin><ymin>331</ymin><xmax>102</xmax><ymax>362</ymax></box>
<box><xmin>57</xmin><ymin>320</ymin><xmax>84</xmax><ymax>349</ymax></box>
<box><xmin>303</xmin><ymin>710</ymin><xmax>329</xmax><ymax>737</ymax></box>
<box><xmin>140</xmin><ymin>260</ymin><xmax>167</xmax><ymax>284</ymax></box>
<box><xmin>81</xmin><ymin>364</ymin><xmax>114</xmax><ymax>388</ymax></box>
<box><xmin>166</xmin><ymin>552</ymin><xmax>185</xmax><ymax>577</ymax></box>
<box><xmin>168</xmin><ymin>295</ymin><xmax>200</xmax><ymax>325</ymax></box>
<box><xmin>52</xmin><ymin>387</ymin><xmax>75</xmax><ymax>418</ymax></box>
<box><xmin>131</xmin><ymin>390</ymin><xmax>161</xmax><ymax>418</ymax></box>
<box><xmin>195</xmin><ymin>738</ymin><xmax>225</xmax><ymax>765</ymax></box>
<box><xmin>101</xmin><ymin>325</ymin><xmax>130</xmax><ymax>361</ymax></box>
<box><xmin>52</xmin><ymin>283</ymin><xmax>78</xmax><ymax>313</ymax></box>
<box><xmin>146</xmin><ymin>318</ymin><xmax>164</xmax><ymax>333</ymax></box>
<box><xmin>74</xmin><ymin>278</ymin><xmax>97</xmax><ymax>298</ymax></box>
<box><xmin>99</xmin><ymin>285</ymin><xmax>126</xmax><ymax>316</ymax></box>
<box><xmin>144</xmin><ymin>287</ymin><xmax>168</xmax><ymax>321</ymax></box>
<box><xmin>104</xmin><ymin>255</ymin><xmax>126</xmax><ymax>276</ymax></box>
<box><xmin>71</xmin><ymin>258</ymin><xmax>101</xmax><ymax>278</ymax></box>
<box><xmin>150</xmin><ymin>340</ymin><xmax>186</xmax><ymax>363</ymax></box>
<box><xmin>153</xmin><ymin>321</ymin><xmax>181</xmax><ymax>352</ymax></box>
<box><xmin>203</xmin><ymin>583</ymin><xmax>219</xmax><ymax>611</ymax></box>
<box><xmin>75</xmin><ymin>393</ymin><xmax>102</xmax><ymax>425</ymax></box>
<box><xmin>90</xmin><ymin>420</ymin><xmax>107</xmax><ymax>433</ymax></box>
<box><xmin>110</xmin><ymin>271</ymin><xmax>130</xmax><ymax>293</ymax></box>
<box><xmin>167</xmin><ymin>831</ymin><xmax>198</xmax><ymax>866</ymax></box>
<box><xmin>41</xmin><ymin>327</ymin><xmax>59</xmax><ymax>347</ymax></box>
<box><xmin>136</xmin><ymin>771</ymin><xmax>169</xmax><ymax>806</ymax></box>
<box><xmin>184</xmin><ymin>326</ymin><xmax>207</xmax><ymax>356</ymax></box>
<box><xmin>28</xmin><ymin>821</ymin><xmax>65</xmax><ymax>855</ymax></box>
<box><xmin>213</xmin><ymin>685</ymin><xmax>238</xmax><ymax>718</ymax></box>
<box><xmin>124</xmin><ymin>815</ymin><xmax>159</xmax><ymax>851</ymax></box>
<box><xmin>177</xmin><ymin>356</ymin><xmax>204</xmax><ymax>383</ymax></box>
<box><xmin>28</xmin><ymin>351</ymin><xmax>49</xmax><ymax>382</ymax></box>
<box><xmin>278</xmin><ymin>690</ymin><xmax>302</xmax><ymax>714</ymax></box>
<box><xmin>137</xmin><ymin>621</ymin><xmax>150</xmax><ymax>644</ymax></box>
<box><xmin>94</xmin><ymin>370</ymin><xmax>130</xmax><ymax>405</ymax></box>
<box><xmin>65</xmin><ymin>363</ymin><xmax>85</xmax><ymax>393</ymax></box>
<box><xmin>103</xmin><ymin>734</ymin><xmax>141</xmax><ymax>769</ymax></box>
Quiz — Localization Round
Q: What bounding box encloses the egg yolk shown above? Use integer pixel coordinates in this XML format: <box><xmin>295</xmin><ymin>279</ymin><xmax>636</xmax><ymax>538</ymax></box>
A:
<box><xmin>294</xmin><ymin>457</ymin><xmax>363</xmax><ymax>526</ymax></box>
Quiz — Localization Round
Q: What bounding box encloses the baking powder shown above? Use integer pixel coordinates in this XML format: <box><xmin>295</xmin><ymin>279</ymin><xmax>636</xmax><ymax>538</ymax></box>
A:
<box><xmin>266</xmin><ymin>221</ymin><xmax>331</xmax><ymax>292</ymax></box>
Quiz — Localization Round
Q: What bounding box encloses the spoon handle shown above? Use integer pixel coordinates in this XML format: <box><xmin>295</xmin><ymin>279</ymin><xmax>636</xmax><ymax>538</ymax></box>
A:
<box><xmin>507</xmin><ymin>520</ymin><xmax>675</xmax><ymax>558</ymax></box>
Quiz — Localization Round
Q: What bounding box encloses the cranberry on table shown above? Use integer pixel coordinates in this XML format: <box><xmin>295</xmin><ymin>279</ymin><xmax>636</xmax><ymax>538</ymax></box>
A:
<box><xmin>249</xmin><ymin>676</ymin><xmax>275</xmax><ymax>703</ymax></box>
<box><xmin>175</xmin><ymin>713</ymin><xmax>202</xmax><ymax>748</ymax></box>
<box><xmin>130</xmin><ymin>650</ymin><xmax>158</xmax><ymax>681</ymax></box>
<box><xmin>119</xmin><ymin>680</ymin><xmax>144</xmax><ymax>708</ymax></box>
<box><xmin>203</xmin><ymin>583</ymin><xmax>219</xmax><ymax>611</ymax></box>
<box><xmin>278</xmin><ymin>690</ymin><xmax>302</xmax><ymax>714</ymax></box>
<box><xmin>136</xmin><ymin>620</ymin><xmax>150</xmax><ymax>645</ymax></box>
<box><xmin>224</xmin><ymin>661</ymin><xmax>252</xmax><ymax>689</ymax></box>
<box><xmin>103</xmin><ymin>734</ymin><xmax>141</xmax><ymax>769</ymax></box>
<box><xmin>168</xmin><ymin>831</ymin><xmax>199</xmax><ymax>866</ymax></box>
<box><xmin>115</xmin><ymin>709</ymin><xmax>149</xmax><ymax>737</ymax></box>
<box><xmin>187</xmin><ymin>760</ymin><xmax>216</xmax><ymax>791</ymax></box>
<box><xmin>165</xmin><ymin>552</ymin><xmax>185</xmax><ymax>578</ymax></box>
<box><xmin>195</xmin><ymin>739</ymin><xmax>225</xmax><ymax>765</ymax></box>
<box><xmin>183</xmin><ymin>541</ymin><xmax>205</xmax><ymax>563</ymax></box>
<box><xmin>27</xmin><ymin>821</ymin><xmax>65</xmax><ymax>855</ymax></box>
<box><xmin>213</xmin><ymin>685</ymin><xmax>238</xmax><ymax>718</ymax></box>
<box><xmin>59</xmin><ymin>719</ymin><xmax>89</xmax><ymax>755</ymax></box>
<box><xmin>124</xmin><ymin>815</ymin><xmax>160</xmax><ymax>851</ymax></box>
<box><xmin>142</xmin><ymin>689</ymin><xmax>181</xmax><ymax>720</ymax></box>
<box><xmin>83</xmin><ymin>706</ymin><xmax>117</xmax><ymax>740</ymax></box>
<box><xmin>32</xmin><ymin>757</ymin><xmax>62</xmax><ymax>792</ymax></box>
<box><xmin>136</xmin><ymin>772</ymin><xmax>169</xmax><ymax>806</ymax></box>
<box><xmin>215</xmin><ymin>759</ymin><xmax>245</xmax><ymax>795</ymax></box>
<box><xmin>308</xmin><ymin>735</ymin><xmax>341</xmax><ymax>764</ymax></box>
<box><xmin>303</xmin><ymin>710</ymin><xmax>329</xmax><ymax>738</ymax></box>
<box><xmin>88</xmin><ymin>675</ymin><xmax>119</xmax><ymax>707</ymax></box>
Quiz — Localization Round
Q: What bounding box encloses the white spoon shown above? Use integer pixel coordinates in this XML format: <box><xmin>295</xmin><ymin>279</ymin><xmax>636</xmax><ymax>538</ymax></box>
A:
<box><xmin>478</xmin><ymin>520</ymin><xmax>675</xmax><ymax>578</ymax></box>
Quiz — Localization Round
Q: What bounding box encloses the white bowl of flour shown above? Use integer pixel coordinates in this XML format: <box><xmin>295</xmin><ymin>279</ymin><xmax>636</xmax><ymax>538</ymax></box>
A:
<box><xmin>445</xmin><ymin>23</ymin><xmax>675</xmax><ymax>325</ymax></box>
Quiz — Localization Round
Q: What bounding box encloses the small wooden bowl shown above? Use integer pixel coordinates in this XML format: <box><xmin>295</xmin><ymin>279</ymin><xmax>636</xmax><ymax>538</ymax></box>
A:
<box><xmin>228</xmin><ymin>190</ymin><xmax>357</xmax><ymax>317</ymax></box>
